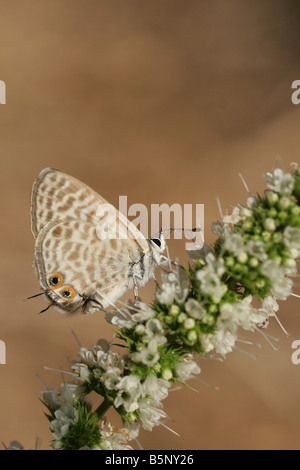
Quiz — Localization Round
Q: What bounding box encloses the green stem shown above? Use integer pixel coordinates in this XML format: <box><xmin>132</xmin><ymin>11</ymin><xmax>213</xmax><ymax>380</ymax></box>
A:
<box><xmin>94</xmin><ymin>398</ymin><xmax>112</xmax><ymax>420</ymax></box>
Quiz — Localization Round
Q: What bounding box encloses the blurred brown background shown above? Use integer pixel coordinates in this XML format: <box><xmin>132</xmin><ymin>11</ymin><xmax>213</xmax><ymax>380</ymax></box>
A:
<box><xmin>1</xmin><ymin>0</ymin><xmax>300</xmax><ymax>450</ymax></box>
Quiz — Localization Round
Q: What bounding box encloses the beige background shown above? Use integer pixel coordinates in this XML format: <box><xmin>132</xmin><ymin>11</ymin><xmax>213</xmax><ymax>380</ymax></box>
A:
<box><xmin>1</xmin><ymin>0</ymin><xmax>300</xmax><ymax>450</ymax></box>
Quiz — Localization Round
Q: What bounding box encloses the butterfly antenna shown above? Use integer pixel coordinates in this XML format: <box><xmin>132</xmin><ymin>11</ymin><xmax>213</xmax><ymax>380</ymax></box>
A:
<box><xmin>24</xmin><ymin>291</ymin><xmax>48</xmax><ymax>301</ymax></box>
<box><xmin>38</xmin><ymin>303</ymin><xmax>53</xmax><ymax>315</ymax></box>
<box><xmin>70</xmin><ymin>328</ymin><xmax>82</xmax><ymax>348</ymax></box>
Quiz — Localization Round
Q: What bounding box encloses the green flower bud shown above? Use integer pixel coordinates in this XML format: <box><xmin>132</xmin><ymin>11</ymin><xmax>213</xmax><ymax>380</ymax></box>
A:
<box><xmin>256</xmin><ymin>278</ymin><xmax>265</xmax><ymax>289</ymax></box>
<box><xmin>268</xmin><ymin>208</ymin><xmax>278</xmax><ymax>218</ymax></box>
<box><xmin>162</xmin><ymin>369</ymin><xmax>173</xmax><ymax>380</ymax></box>
<box><xmin>279</xmin><ymin>197</ymin><xmax>290</xmax><ymax>210</ymax></box>
<box><xmin>135</xmin><ymin>325</ymin><xmax>145</xmax><ymax>335</ymax></box>
<box><xmin>242</xmin><ymin>220</ymin><xmax>253</xmax><ymax>232</ymax></box>
<box><xmin>187</xmin><ymin>330</ymin><xmax>197</xmax><ymax>343</ymax></box>
<box><xmin>170</xmin><ymin>305</ymin><xmax>180</xmax><ymax>316</ymax></box>
<box><xmin>240</xmin><ymin>208</ymin><xmax>252</xmax><ymax>218</ymax></box>
<box><xmin>249</xmin><ymin>257</ymin><xmax>259</xmax><ymax>268</ymax></box>
<box><xmin>226</xmin><ymin>256</ymin><xmax>235</xmax><ymax>267</ymax></box>
<box><xmin>278</xmin><ymin>211</ymin><xmax>288</xmax><ymax>221</ymax></box>
<box><xmin>262</xmin><ymin>231</ymin><xmax>271</xmax><ymax>242</ymax></box>
<box><xmin>125</xmin><ymin>413</ymin><xmax>137</xmax><ymax>424</ymax></box>
<box><xmin>202</xmin><ymin>314</ymin><xmax>215</xmax><ymax>326</ymax></box>
<box><xmin>178</xmin><ymin>313</ymin><xmax>187</xmax><ymax>323</ymax></box>
<box><xmin>267</xmin><ymin>191</ymin><xmax>279</xmax><ymax>205</ymax></box>
<box><xmin>272</xmin><ymin>232</ymin><xmax>282</xmax><ymax>243</ymax></box>
<box><xmin>237</xmin><ymin>252</ymin><xmax>248</xmax><ymax>264</ymax></box>
<box><xmin>291</xmin><ymin>206</ymin><xmax>300</xmax><ymax>216</ymax></box>
<box><xmin>208</xmin><ymin>304</ymin><xmax>218</xmax><ymax>313</ymax></box>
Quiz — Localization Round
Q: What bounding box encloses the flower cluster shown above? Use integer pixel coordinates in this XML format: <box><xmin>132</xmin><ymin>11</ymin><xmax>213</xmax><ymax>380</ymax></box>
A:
<box><xmin>40</xmin><ymin>164</ymin><xmax>300</xmax><ymax>450</ymax></box>
<box><xmin>42</xmin><ymin>382</ymin><xmax>136</xmax><ymax>450</ymax></box>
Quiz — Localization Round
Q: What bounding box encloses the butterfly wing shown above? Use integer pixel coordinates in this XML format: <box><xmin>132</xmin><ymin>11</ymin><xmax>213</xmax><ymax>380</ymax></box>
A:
<box><xmin>31</xmin><ymin>168</ymin><xmax>152</xmax><ymax>314</ymax></box>
<box><xmin>31</xmin><ymin>168</ymin><xmax>111</xmax><ymax>237</ymax></box>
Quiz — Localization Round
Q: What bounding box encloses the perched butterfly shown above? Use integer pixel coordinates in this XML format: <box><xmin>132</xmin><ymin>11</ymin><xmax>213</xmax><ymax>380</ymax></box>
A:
<box><xmin>30</xmin><ymin>168</ymin><xmax>166</xmax><ymax>315</ymax></box>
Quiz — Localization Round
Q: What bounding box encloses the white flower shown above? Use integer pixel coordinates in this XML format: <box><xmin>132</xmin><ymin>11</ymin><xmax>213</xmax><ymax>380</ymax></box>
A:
<box><xmin>201</xmin><ymin>334</ymin><xmax>215</xmax><ymax>353</ymax></box>
<box><xmin>144</xmin><ymin>319</ymin><xmax>167</xmax><ymax>345</ymax></box>
<box><xmin>213</xmin><ymin>329</ymin><xmax>237</xmax><ymax>356</ymax></box>
<box><xmin>50</xmin><ymin>403</ymin><xmax>79</xmax><ymax>444</ymax></box>
<box><xmin>247</xmin><ymin>196</ymin><xmax>257</xmax><ymax>209</ymax></box>
<box><xmin>261</xmin><ymin>296</ymin><xmax>279</xmax><ymax>317</ymax></box>
<box><xmin>79</xmin><ymin>343</ymin><xmax>124</xmax><ymax>374</ymax></box>
<box><xmin>187</xmin><ymin>243</ymin><xmax>213</xmax><ymax>261</ymax></box>
<box><xmin>219</xmin><ymin>297</ymin><xmax>266</xmax><ymax>332</ymax></box>
<box><xmin>43</xmin><ymin>383</ymin><xmax>83</xmax><ymax>410</ymax></box>
<box><xmin>223</xmin><ymin>234</ymin><xmax>267</xmax><ymax>261</ymax></box>
<box><xmin>142</xmin><ymin>375</ymin><xmax>170</xmax><ymax>401</ymax></box>
<box><xmin>212</xmin><ymin>221</ymin><xmax>224</xmax><ymax>236</ymax></box>
<box><xmin>114</xmin><ymin>375</ymin><xmax>142</xmax><ymax>413</ymax></box>
<box><xmin>71</xmin><ymin>363</ymin><xmax>91</xmax><ymax>381</ymax></box>
<box><xmin>94</xmin><ymin>367</ymin><xmax>123</xmax><ymax>391</ymax></box>
<box><xmin>99</xmin><ymin>422</ymin><xmax>135</xmax><ymax>450</ymax></box>
<box><xmin>156</xmin><ymin>280</ymin><xmax>177</xmax><ymax>305</ymax></box>
<box><xmin>223</xmin><ymin>206</ymin><xmax>244</xmax><ymax>225</ymax></box>
<box><xmin>185</xmin><ymin>298</ymin><xmax>206</xmax><ymax>319</ymax></box>
<box><xmin>156</xmin><ymin>270</ymin><xmax>189</xmax><ymax>306</ymax></box>
<box><xmin>131</xmin><ymin>302</ymin><xmax>155</xmax><ymax>323</ymax></box>
<box><xmin>106</xmin><ymin>309</ymin><xmax>133</xmax><ymax>329</ymax></box>
<box><xmin>79</xmin><ymin>345</ymin><xmax>106</xmax><ymax>368</ymax></box>
<box><xmin>138</xmin><ymin>397</ymin><xmax>167</xmax><ymax>431</ymax></box>
<box><xmin>111</xmin><ymin>315</ymin><xmax>133</xmax><ymax>329</ymax></box>
<box><xmin>223</xmin><ymin>233</ymin><xmax>245</xmax><ymax>255</ymax></box>
<box><xmin>197</xmin><ymin>255</ymin><xmax>227</xmax><ymax>303</ymax></box>
<box><xmin>131</xmin><ymin>339</ymin><xmax>160</xmax><ymax>367</ymax></box>
<box><xmin>175</xmin><ymin>355</ymin><xmax>201</xmax><ymax>381</ymax></box>
<box><xmin>264</xmin><ymin>168</ymin><xmax>294</xmax><ymax>194</ymax></box>
<box><xmin>98</xmin><ymin>351</ymin><xmax>124</xmax><ymax>371</ymax></box>
<box><xmin>246</xmin><ymin>240</ymin><xmax>267</xmax><ymax>261</ymax></box>
<box><xmin>283</xmin><ymin>226</ymin><xmax>300</xmax><ymax>254</ymax></box>
<box><xmin>261</xmin><ymin>259</ymin><xmax>293</xmax><ymax>300</ymax></box>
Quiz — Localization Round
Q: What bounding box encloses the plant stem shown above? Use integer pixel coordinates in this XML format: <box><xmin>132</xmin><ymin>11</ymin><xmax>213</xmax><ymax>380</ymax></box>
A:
<box><xmin>94</xmin><ymin>398</ymin><xmax>112</xmax><ymax>420</ymax></box>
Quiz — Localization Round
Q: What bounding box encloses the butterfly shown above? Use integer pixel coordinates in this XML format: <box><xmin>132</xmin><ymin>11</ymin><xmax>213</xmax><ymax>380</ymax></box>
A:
<box><xmin>30</xmin><ymin>168</ymin><xmax>166</xmax><ymax>315</ymax></box>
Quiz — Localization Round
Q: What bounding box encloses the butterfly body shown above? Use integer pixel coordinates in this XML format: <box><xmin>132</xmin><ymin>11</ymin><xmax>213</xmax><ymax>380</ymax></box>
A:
<box><xmin>31</xmin><ymin>168</ymin><xmax>165</xmax><ymax>314</ymax></box>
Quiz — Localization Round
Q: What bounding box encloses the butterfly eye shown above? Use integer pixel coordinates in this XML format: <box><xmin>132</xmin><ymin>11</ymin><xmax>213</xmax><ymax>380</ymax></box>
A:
<box><xmin>60</xmin><ymin>286</ymin><xmax>76</xmax><ymax>300</ymax></box>
<box><xmin>151</xmin><ymin>238</ymin><xmax>161</xmax><ymax>248</ymax></box>
<box><xmin>48</xmin><ymin>274</ymin><xmax>63</xmax><ymax>288</ymax></box>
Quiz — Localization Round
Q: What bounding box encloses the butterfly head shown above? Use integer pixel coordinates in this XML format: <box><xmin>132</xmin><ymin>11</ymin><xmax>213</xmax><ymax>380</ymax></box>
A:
<box><xmin>149</xmin><ymin>233</ymin><xmax>166</xmax><ymax>265</ymax></box>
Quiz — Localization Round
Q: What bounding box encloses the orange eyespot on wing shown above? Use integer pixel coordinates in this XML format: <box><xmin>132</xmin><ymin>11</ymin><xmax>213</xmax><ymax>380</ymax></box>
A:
<box><xmin>48</xmin><ymin>273</ymin><xmax>63</xmax><ymax>288</ymax></box>
<box><xmin>59</xmin><ymin>286</ymin><xmax>76</xmax><ymax>300</ymax></box>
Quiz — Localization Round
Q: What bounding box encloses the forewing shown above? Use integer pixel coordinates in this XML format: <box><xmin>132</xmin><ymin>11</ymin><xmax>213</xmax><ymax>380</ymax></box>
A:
<box><xmin>31</xmin><ymin>168</ymin><xmax>111</xmax><ymax>237</ymax></box>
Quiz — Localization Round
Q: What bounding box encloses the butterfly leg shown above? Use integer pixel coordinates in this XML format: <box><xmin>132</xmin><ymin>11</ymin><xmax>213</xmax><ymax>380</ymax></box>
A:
<box><xmin>133</xmin><ymin>277</ymin><xmax>139</xmax><ymax>302</ymax></box>
<box><xmin>132</xmin><ymin>274</ymin><xmax>143</xmax><ymax>304</ymax></box>
<box><xmin>79</xmin><ymin>293</ymin><xmax>103</xmax><ymax>314</ymax></box>
<box><xmin>153</xmin><ymin>274</ymin><xmax>160</xmax><ymax>289</ymax></box>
